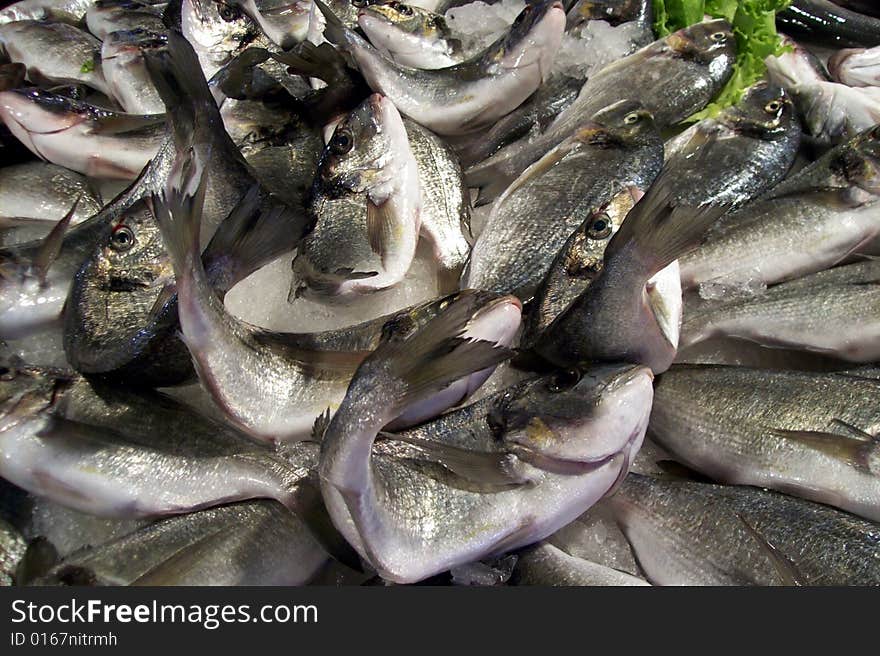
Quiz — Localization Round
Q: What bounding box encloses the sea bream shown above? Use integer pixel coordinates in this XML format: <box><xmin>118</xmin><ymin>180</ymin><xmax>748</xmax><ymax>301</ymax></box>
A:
<box><xmin>101</xmin><ymin>28</ymin><xmax>168</xmax><ymax>114</ymax></box>
<box><xmin>315</xmin><ymin>0</ymin><xmax>566</xmax><ymax>135</ymax></box>
<box><xmin>85</xmin><ymin>0</ymin><xmax>166</xmax><ymax>39</ymax></box>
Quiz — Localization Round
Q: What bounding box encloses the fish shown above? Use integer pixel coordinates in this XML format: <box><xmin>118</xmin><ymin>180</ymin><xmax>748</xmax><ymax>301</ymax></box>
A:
<box><xmin>661</xmin><ymin>82</ymin><xmax>801</xmax><ymax>210</ymax></box>
<box><xmin>0</xmin><ymin>0</ymin><xmax>98</xmax><ymax>25</ymax></box>
<box><xmin>0</xmin><ymin>20</ymin><xmax>112</xmax><ymax>97</ymax></box>
<box><xmin>650</xmin><ymin>364</ymin><xmax>880</xmax><ymax>521</ymax></box>
<box><xmin>293</xmin><ymin>93</ymin><xmax>422</xmax><ymax>298</ymax></box>
<box><xmin>455</xmin><ymin>74</ymin><xmax>582</xmax><ymax>169</ymax></box>
<box><xmin>828</xmin><ymin>0</ymin><xmax>880</xmax><ymax>19</ymax></box>
<box><xmin>0</xmin><ymin>88</ymin><xmax>166</xmax><ymax>179</ymax></box>
<box><xmin>150</xmin><ymin>146</ymin><xmax>520</xmax><ymax>442</ymax></box>
<box><xmin>679</xmin><ymin>125</ymin><xmax>880</xmax><ymax>293</ymax></box>
<box><xmin>777</xmin><ymin>0</ymin><xmax>880</xmax><ymax>48</ymax></box>
<box><xmin>0</xmin><ymin>135</ymin><xmax>174</xmax><ymax>339</ymax></box>
<box><xmin>0</xmin><ymin>62</ymin><xmax>26</xmax><ymax>92</ymax></box>
<box><xmin>35</xmin><ymin>501</ymin><xmax>330</xmax><ymax>586</ymax></box>
<box><xmin>531</xmin><ymin>159</ymin><xmax>730</xmax><ymax>374</ymax></box>
<box><xmin>85</xmin><ymin>0</ymin><xmax>166</xmax><ymax>39</ymax></box>
<box><xmin>316</xmin><ymin>0</ymin><xmax>566</xmax><ymax>135</ymax></box>
<box><xmin>358</xmin><ymin>1</ymin><xmax>467</xmax><ymax>70</ymax></box>
<box><xmin>319</xmin><ymin>300</ymin><xmax>654</xmax><ymax>582</ymax></box>
<box><xmin>466</xmin><ymin>19</ymin><xmax>736</xmax><ymax>202</ymax></box>
<box><xmin>766</xmin><ymin>37</ymin><xmax>880</xmax><ymax>144</ymax></box>
<box><xmin>101</xmin><ymin>28</ymin><xmax>168</xmax><ymax>114</ymax></box>
<box><xmin>180</xmin><ymin>0</ymin><xmax>263</xmax><ymax>79</ymax></box>
<box><xmin>233</xmin><ymin>0</ymin><xmax>312</xmax><ymax>49</ymax></box>
<box><xmin>403</xmin><ymin>118</ymin><xmax>471</xmax><ymax>292</ymax></box>
<box><xmin>511</xmin><ymin>543</ymin><xmax>650</xmax><ymax>586</ymax></box>
<box><xmin>0</xmin><ymin>163</ymin><xmax>102</xmax><ymax>225</ymax></box>
<box><xmin>0</xmin><ymin>517</ymin><xmax>27</xmax><ymax>586</ymax></box>
<box><xmin>829</xmin><ymin>45</ymin><xmax>880</xmax><ymax>88</ymax></box>
<box><xmin>607</xmin><ymin>473</ymin><xmax>880</xmax><ymax>585</ymax></box>
<box><xmin>681</xmin><ymin>259</ymin><xmax>880</xmax><ymax>362</ymax></box>
<box><xmin>565</xmin><ymin>0</ymin><xmax>652</xmax><ymax>32</ymax></box>
<box><xmin>520</xmin><ymin>188</ymin><xmax>639</xmax><ymax>348</ymax></box>
<box><xmin>0</xmin><ymin>362</ymin><xmax>325</xmax><ymax>518</ymax></box>
<box><xmin>465</xmin><ymin>99</ymin><xmax>663</xmax><ymax>299</ymax></box>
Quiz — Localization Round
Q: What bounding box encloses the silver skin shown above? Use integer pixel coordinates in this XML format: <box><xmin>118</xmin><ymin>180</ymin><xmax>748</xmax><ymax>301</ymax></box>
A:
<box><xmin>294</xmin><ymin>94</ymin><xmax>422</xmax><ymax>298</ymax></box>
<box><xmin>766</xmin><ymin>38</ymin><xmax>880</xmax><ymax>144</ymax></box>
<box><xmin>404</xmin><ymin>118</ymin><xmax>471</xmax><ymax>292</ymax></box>
<box><xmin>0</xmin><ymin>0</ymin><xmax>98</xmax><ymax>25</ymax></box>
<box><xmin>0</xmin><ymin>88</ymin><xmax>165</xmax><ymax>179</ymax></box>
<box><xmin>679</xmin><ymin>125</ymin><xmax>880</xmax><ymax>292</ymax></box>
<box><xmin>466</xmin><ymin>19</ymin><xmax>737</xmax><ymax>201</ymax></box>
<box><xmin>0</xmin><ymin>163</ymin><xmax>102</xmax><ymax>223</ymax></box>
<box><xmin>681</xmin><ymin>259</ymin><xmax>880</xmax><ymax>362</ymax></box>
<box><xmin>512</xmin><ymin>543</ymin><xmax>649</xmax><ymax>586</ymax></box>
<box><xmin>101</xmin><ymin>28</ymin><xmax>167</xmax><ymax>114</ymax></box>
<box><xmin>0</xmin><ymin>517</ymin><xmax>26</xmax><ymax>586</ymax></box>
<box><xmin>0</xmin><ymin>364</ymin><xmax>318</xmax><ymax>518</ymax></box>
<box><xmin>319</xmin><ymin>300</ymin><xmax>653</xmax><ymax>582</ymax></box>
<box><xmin>829</xmin><ymin>45</ymin><xmax>880</xmax><ymax>88</ymax></box>
<box><xmin>0</xmin><ymin>20</ymin><xmax>112</xmax><ymax>97</ymax></box>
<box><xmin>233</xmin><ymin>0</ymin><xmax>312</xmax><ymax>49</ymax></box>
<box><xmin>466</xmin><ymin>100</ymin><xmax>663</xmax><ymax>299</ymax></box>
<box><xmin>317</xmin><ymin>0</ymin><xmax>566</xmax><ymax>135</ymax></box>
<box><xmin>152</xmin><ymin>149</ymin><xmax>520</xmax><ymax>443</ymax></box>
<box><xmin>35</xmin><ymin>501</ymin><xmax>329</xmax><ymax>586</ymax></box>
<box><xmin>0</xmin><ymin>134</ymin><xmax>174</xmax><ymax>339</ymax></box>
<box><xmin>608</xmin><ymin>473</ymin><xmax>880</xmax><ymax>585</ymax></box>
<box><xmin>650</xmin><ymin>364</ymin><xmax>880</xmax><ymax>521</ymax></box>
<box><xmin>86</xmin><ymin>0</ymin><xmax>166</xmax><ymax>40</ymax></box>
<box><xmin>358</xmin><ymin>2</ymin><xmax>466</xmax><ymax>70</ymax></box>
<box><xmin>661</xmin><ymin>82</ymin><xmax>801</xmax><ymax>210</ymax></box>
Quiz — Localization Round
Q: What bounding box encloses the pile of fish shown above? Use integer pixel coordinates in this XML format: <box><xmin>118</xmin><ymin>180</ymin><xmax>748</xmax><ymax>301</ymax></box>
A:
<box><xmin>0</xmin><ymin>0</ymin><xmax>879</xmax><ymax>587</ymax></box>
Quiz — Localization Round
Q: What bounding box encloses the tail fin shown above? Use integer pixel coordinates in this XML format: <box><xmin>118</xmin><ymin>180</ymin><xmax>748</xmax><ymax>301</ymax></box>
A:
<box><xmin>312</xmin><ymin>0</ymin><xmax>349</xmax><ymax>46</ymax></box>
<box><xmin>361</xmin><ymin>295</ymin><xmax>515</xmax><ymax>410</ymax></box>
<box><xmin>149</xmin><ymin>147</ymin><xmax>209</xmax><ymax>285</ymax></box>
<box><xmin>33</xmin><ymin>196</ymin><xmax>79</xmax><ymax>286</ymax></box>
<box><xmin>604</xmin><ymin>148</ymin><xmax>731</xmax><ymax>274</ymax></box>
<box><xmin>201</xmin><ymin>185</ymin><xmax>303</xmax><ymax>295</ymax></box>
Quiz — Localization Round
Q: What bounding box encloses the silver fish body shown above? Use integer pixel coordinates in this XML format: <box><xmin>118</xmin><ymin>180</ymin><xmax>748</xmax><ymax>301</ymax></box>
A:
<box><xmin>608</xmin><ymin>473</ymin><xmax>880</xmax><ymax>585</ymax></box>
<box><xmin>0</xmin><ymin>162</ymin><xmax>102</xmax><ymax>225</ymax></box>
<box><xmin>86</xmin><ymin>0</ymin><xmax>166</xmax><ymax>39</ymax></box>
<box><xmin>101</xmin><ymin>28</ymin><xmax>168</xmax><ymax>114</ymax></box>
<box><xmin>829</xmin><ymin>45</ymin><xmax>880</xmax><ymax>88</ymax></box>
<box><xmin>512</xmin><ymin>543</ymin><xmax>650</xmax><ymax>586</ymax></box>
<box><xmin>0</xmin><ymin>0</ymin><xmax>98</xmax><ymax>25</ymax></box>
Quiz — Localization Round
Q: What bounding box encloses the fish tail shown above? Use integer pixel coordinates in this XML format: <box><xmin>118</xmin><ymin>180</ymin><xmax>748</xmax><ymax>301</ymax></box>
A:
<box><xmin>604</xmin><ymin>159</ymin><xmax>731</xmax><ymax>275</ymax></box>
<box><xmin>312</xmin><ymin>0</ymin><xmax>348</xmax><ymax>46</ymax></box>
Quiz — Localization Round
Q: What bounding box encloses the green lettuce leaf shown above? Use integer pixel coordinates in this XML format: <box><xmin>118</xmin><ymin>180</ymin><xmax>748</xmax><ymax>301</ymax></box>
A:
<box><xmin>651</xmin><ymin>0</ymin><xmax>792</xmax><ymax>121</ymax></box>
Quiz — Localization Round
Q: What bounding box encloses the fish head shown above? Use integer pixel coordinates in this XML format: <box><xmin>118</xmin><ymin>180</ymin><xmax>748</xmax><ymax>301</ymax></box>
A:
<box><xmin>489</xmin><ymin>0</ymin><xmax>565</xmax><ymax>77</ymax></box>
<box><xmin>181</xmin><ymin>0</ymin><xmax>258</xmax><ymax>61</ymax></box>
<box><xmin>0</xmin><ymin>364</ymin><xmax>73</xmax><ymax>433</ymax></box>
<box><xmin>359</xmin><ymin>1</ymin><xmax>450</xmax><ymax>39</ymax></box>
<box><xmin>831</xmin><ymin>124</ymin><xmax>880</xmax><ymax>195</ymax></box>
<box><xmin>566</xmin><ymin>0</ymin><xmax>651</xmax><ymax>30</ymax></box>
<box><xmin>63</xmin><ymin>201</ymin><xmax>176</xmax><ymax>372</ymax></box>
<box><xmin>102</xmin><ymin>27</ymin><xmax>169</xmax><ymax>60</ymax></box>
<box><xmin>317</xmin><ymin>93</ymin><xmax>408</xmax><ymax>201</ymax></box>
<box><xmin>665</xmin><ymin>19</ymin><xmax>736</xmax><ymax>78</ymax></box>
<box><xmin>581</xmin><ymin>99</ymin><xmax>658</xmax><ymax>147</ymax></box>
<box><xmin>0</xmin><ymin>88</ymin><xmax>94</xmax><ymax>157</ymax></box>
<box><xmin>722</xmin><ymin>82</ymin><xmax>795</xmax><ymax>139</ymax></box>
<box><xmin>490</xmin><ymin>364</ymin><xmax>654</xmax><ymax>465</ymax></box>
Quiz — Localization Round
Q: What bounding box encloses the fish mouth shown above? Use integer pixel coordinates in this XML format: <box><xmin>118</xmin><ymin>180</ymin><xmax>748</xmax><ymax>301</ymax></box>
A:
<box><xmin>0</xmin><ymin>91</ymin><xmax>85</xmax><ymax>164</ymax></box>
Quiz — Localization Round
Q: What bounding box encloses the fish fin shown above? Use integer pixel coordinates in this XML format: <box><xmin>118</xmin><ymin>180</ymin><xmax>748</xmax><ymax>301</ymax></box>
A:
<box><xmin>312</xmin><ymin>0</ymin><xmax>348</xmax><ymax>45</ymax></box>
<box><xmin>734</xmin><ymin>512</ymin><xmax>805</xmax><ymax>587</ymax></box>
<box><xmin>368</xmin><ymin>296</ymin><xmax>514</xmax><ymax>409</ymax></box>
<box><xmin>769</xmin><ymin>425</ymin><xmax>879</xmax><ymax>474</ymax></box>
<box><xmin>604</xmin><ymin>150</ymin><xmax>730</xmax><ymax>273</ymax></box>
<box><xmin>366</xmin><ymin>198</ymin><xmax>395</xmax><ymax>260</ymax></box>
<box><xmin>90</xmin><ymin>114</ymin><xmax>166</xmax><ymax>136</ymax></box>
<box><xmin>33</xmin><ymin>196</ymin><xmax>79</xmax><ymax>286</ymax></box>
<box><xmin>271</xmin><ymin>42</ymin><xmax>348</xmax><ymax>84</ymax></box>
<box><xmin>380</xmin><ymin>432</ymin><xmax>528</xmax><ymax>487</ymax></box>
<box><xmin>14</xmin><ymin>536</ymin><xmax>59</xmax><ymax>585</ymax></box>
<box><xmin>287</xmin><ymin>474</ymin><xmax>364</xmax><ymax>572</ymax></box>
<box><xmin>311</xmin><ymin>408</ymin><xmax>333</xmax><ymax>443</ymax></box>
<box><xmin>147</xmin><ymin>280</ymin><xmax>178</xmax><ymax>318</ymax></box>
<box><xmin>210</xmin><ymin>47</ymin><xmax>273</xmax><ymax>99</ymax></box>
<box><xmin>495</xmin><ymin>140</ymin><xmax>575</xmax><ymax>206</ymax></box>
<box><xmin>149</xmin><ymin>147</ymin><xmax>209</xmax><ymax>283</ymax></box>
<box><xmin>488</xmin><ymin>516</ymin><xmax>537</xmax><ymax>557</ymax></box>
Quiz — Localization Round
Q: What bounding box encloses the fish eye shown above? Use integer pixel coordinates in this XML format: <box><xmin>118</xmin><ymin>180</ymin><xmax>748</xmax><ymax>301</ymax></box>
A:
<box><xmin>330</xmin><ymin>129</ymin><xmax>354</xmax><ymax>155</ymax></box>
<box><xmin>764</xmin><ymin>100</ymin><xmax>782</xmax><ymax>113</ymax></box>
<box><xmin>547</xmin><ymin>369</ymin><xmax>582</xmax><ymax>393</ymax></box>
<box><xmin>623</xmin><ymin>112</ymin><xmax>640</xmax><ymax>125</ymax></box>
<box><xmin>218</xmin><ymin>3</ymin><xmax>241</xmax><ymax>21</ymax></box>
<box><xmin>710</xmin><ymin>32</ymin><xmax>727</xmax><ymax>42</ymax></box>
<box><xmin>588</xmin><ymin>215</ymin><xmax>612</xmax><ymax>239</ymax></box>
<box><xmin>399</xmin><ymin>4</ymin><xmax>413</xmax><ymax>15</ymax></box>
<box><xmin>109</xmin><ymin>225</ymin><xmax>135</xmax><ymax>252</ymax></box>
